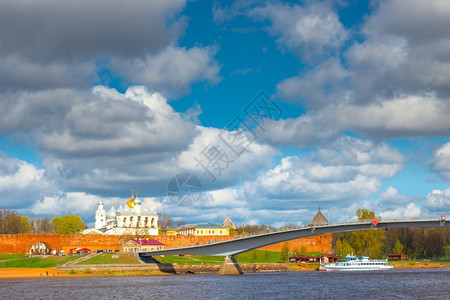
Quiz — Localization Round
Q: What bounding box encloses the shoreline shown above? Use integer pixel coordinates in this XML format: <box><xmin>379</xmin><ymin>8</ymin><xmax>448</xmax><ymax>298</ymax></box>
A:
<box><xmin>0</xmin><ymin>262</ymin><xmax>448</xmax><ymax>279</ymax></box>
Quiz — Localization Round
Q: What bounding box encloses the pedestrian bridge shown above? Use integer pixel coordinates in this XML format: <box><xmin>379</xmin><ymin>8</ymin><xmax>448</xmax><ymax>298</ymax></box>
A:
<box><xmin>139</xmin><ymin>219</ymin><xmax>448</xmax><ymax>261</ymax></box>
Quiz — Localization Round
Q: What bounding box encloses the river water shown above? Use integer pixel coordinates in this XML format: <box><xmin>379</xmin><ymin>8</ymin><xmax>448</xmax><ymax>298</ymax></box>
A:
<box><xmin>0</xmin><ymin>268</ymin><xmax>448</xmax><ymax>299</ymax></box>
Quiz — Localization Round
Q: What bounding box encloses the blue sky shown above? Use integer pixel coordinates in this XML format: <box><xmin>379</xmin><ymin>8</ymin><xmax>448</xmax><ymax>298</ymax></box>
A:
<box><xmin>0</xmin><ymin>0</ymin><xmax>449</xmax><ymax>227</ymax></box>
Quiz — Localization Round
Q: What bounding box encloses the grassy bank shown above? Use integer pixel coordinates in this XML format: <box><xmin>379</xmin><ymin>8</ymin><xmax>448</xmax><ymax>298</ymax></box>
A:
<box><xmin>0</xmin><ymin>255</ymin><xmax>83</xmax><ymax>268</ymax></box>
<box><xmin>76</xmin><ymin>253</ymin><xmax>140</xmax><ymax>265</ymax></box>
<box><xmin>390</xmin><ymin>260</ymin><xmax>450</xmax><ymax>268</ymax></box>
<box><xmin>0</xmin><ymin>254</ymin><xmax>27</xmax><ymax>260</ymax></box>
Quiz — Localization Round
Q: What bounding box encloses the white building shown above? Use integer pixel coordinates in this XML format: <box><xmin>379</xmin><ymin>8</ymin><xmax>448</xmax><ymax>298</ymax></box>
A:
<box><xmin>95</xmin><ymin>199</ymin><xmax>107</xmax><ymax>230</ymax></box>
<box><xmin>94</xmin><ymin>191</ymin><xmax>159</xmax><ymax>236</ymax></box>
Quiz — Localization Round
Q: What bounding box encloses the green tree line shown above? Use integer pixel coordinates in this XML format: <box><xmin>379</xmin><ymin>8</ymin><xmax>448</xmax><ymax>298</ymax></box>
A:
<box><xmin>0</xmin><ymin>208</ymin><xmax>85</xmax><ymax>235</ymax></box>
<box><xmin>333</xmin><ymin>209</ymin><xmax>449</xmax><ymax>260</ymax></box>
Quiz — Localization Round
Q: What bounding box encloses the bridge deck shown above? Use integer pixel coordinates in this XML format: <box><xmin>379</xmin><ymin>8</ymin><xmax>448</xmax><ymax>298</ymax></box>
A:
<box><xmin>139</xmin><ymin>219</ymin><xmax>448</xmax><ymax>258</ymax></box>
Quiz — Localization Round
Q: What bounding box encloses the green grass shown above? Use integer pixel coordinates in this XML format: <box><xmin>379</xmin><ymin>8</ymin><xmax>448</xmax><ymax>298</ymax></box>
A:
<box><xmin>0</xmin><ymin>254</ymin><xmax>27</xmax><ymax>260</ymax></box>
<box><xmin>0</xmin><ymin>255</ymin><xmax>81</xmax><ymax>268</ymax></box>
<box><xmin>235</xmin><ymin>250</ymin><xmax>284</xmax><ymax>263</ymax></box>
<box><xmin>76</xmin><ymin>253</ymin><xmax>140</xmax><ymax>265</ymax></box>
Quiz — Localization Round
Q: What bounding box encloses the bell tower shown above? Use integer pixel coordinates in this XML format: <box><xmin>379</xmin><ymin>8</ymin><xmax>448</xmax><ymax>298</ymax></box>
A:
<box><xmin>95</xmin><ymin>199</ymin><xmax>107</xmax><ymax>230</ymax></box>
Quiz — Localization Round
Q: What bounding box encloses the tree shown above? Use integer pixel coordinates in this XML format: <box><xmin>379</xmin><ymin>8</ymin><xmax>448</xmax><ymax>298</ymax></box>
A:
<box><xmin>280</xmin><ymin>242</ymin><xmax>289</xmax><ymax>262</ymax></box>
<box><xmin>32</xmin><ymin>217</ymin><xmax>54</xmax><ymax>233</ymax></box>
<box><xmin>157</xmin><ymin>213</ymin><xmax>174</xmax><ymax>230</ymax></box>
<box><xmin>51</xmin><ymin>216</ymin><xmax>61</xmax><ymax>233</ymax></box>
<box><xmin>424</xmin><ymin>228</ymin><xmax>445</xmax><ymax>260</ymax></box>
<box><xmin>20</xmin><ymin>216</ymin><xmax>32</xmax><ymax>233</ymax></box>
<box><xmin>228</xmin><ymin>228</ymin><xmax>238</xmax><ymax>235</ymax></box>
<box><xmin>176</xmin><ymin>219</ymin><xmax>186</xmax><ymax>227</ymax></box>
<box><xmin>356</xmin><ymin>209</ymin><xmax>375</xmax><ymax>221</ymax></box>
<box><xmin>334</xmin><ymin>239</ymin><xmax>342</xmax><ymax>256</ymax></box>
<box><xmin>237</xmin><ymin>224</ymin><xmax>275</xmax><ymax>235</ymax></box>
<box><xmin>392</xmin><ymin>239</ymin><xmax>404</xmax><ymax>253</ymax></box>
<box><xmin>51</xmin><ymin>215</ymin><xmax>84</xmax><ymax>234</ymax></box>
<box><xmin>0</xmin><ymin>209</ymin><xmax>22</xmax><ymax>234</ymax></box>
<box><xmin>335</xmin><ymin>239</ymin><xmax>355</xmax><ymax>258</ymax></box>
<box><xmin>351</xmin><ymin>209</ymin><xmax>385</xmax><ymax>258</ymax></box>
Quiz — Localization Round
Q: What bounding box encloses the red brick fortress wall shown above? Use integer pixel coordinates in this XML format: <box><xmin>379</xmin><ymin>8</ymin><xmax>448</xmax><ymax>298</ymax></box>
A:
<box><xmin>256</xmin><ymin>234</ymin><xmax>332</xmax><ymax>253</ymax></box>
<box><xmin>0</xmin><ymin>233</ymin><xmax>331</xmax><ymax>254</ymax></box>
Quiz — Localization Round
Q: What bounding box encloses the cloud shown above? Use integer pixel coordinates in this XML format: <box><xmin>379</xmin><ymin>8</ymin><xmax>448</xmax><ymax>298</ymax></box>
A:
<box><xmin>260</xmin><ymin>115</ymin><xmax>338</xmax><ymax>148</ymax></box>
<box><xmin>250</xmin><ymin>1</ymin><xmax>348</xmax><ymax>62</ymax></box>
<box><xmin>110</xmin><ymin>46</ymin><xmax>221</xmax><ymax>95</ymax></box>
<box><xmin>0</xmin><ymin>155</ymin><xmax>52</xmax><ymax>209</ymax></box>
<box><xmin>347</xmin><ymin>0</ymin><xmax>450</xmax><ymax>103</ymax></box>
<box><xmin>276</xmin><ymin>58</ymin><xmax>349</xmax><ymax>108</ymax></box>
<box><xmin>212</xmin><ymin>0</ymin><xmax>256</xmax><ymax>23</ymax></box>
<box><xmin>431</xmin><ymin>142</ymin><xmax>450</xmax><ymax>180</ymax></box>
<box><xmin>0</xmin><ymin>55</ymin><xmax>94</xmax><ymax>91</ymax></box>
<box><xmin>0</xmin><ymin>86</ymin><xmax>197</xmax><ymax>195</ymax></box>
<box><xmin>0</xmin><ymin>85</ymin><xmax>278</xmax><ymax>217</ymax></box>
<box><xmin>261</xmin><ymin>0</ymin><xmax>450</xmax><ymax>143</ymax></box>
<box><xmin>424</xmin><ymin>189</ymin><xmax>450</xmax><ymax>214</ymax></box>
<box><xmin>380</xmin><ymin>203</ymin><xmax>421</xmax><ymax>220</ymax></box>
<box><xmin>177</xmin><ymin>126</ymin><xmax>278</xmax><ymax>190</ymax></box>
<box><xmin>0</xmin><ymin>0</ymin><xmax>220</xmax><ymax>96</ymax></box>
<box><xmin>31</xmin><ymin>192</ymin><xmax>100</xmax><ymax>217</ymax></box>
<box><xmin>0</xmin><ymin>0</ymin><xmax>185</xmax><ymax>61</ymax></box>
<box><xmin>0</xmin><ymin>86</ymin><xmax>196</xmax><ymax>155</ymax></box>
<box><xmin>241</xmin><ymin>137</ymin><xmax>406</xmax><ymax>212</ymax></box>
<box><xmin>332</xmin><ymin>94</ymin><xmax>450</xmax><ymax>138</ymax></box>
<box><xmin>377</xmin><ymin>187</ymin><xmax>422</xmax><ymax>219</ymax></box>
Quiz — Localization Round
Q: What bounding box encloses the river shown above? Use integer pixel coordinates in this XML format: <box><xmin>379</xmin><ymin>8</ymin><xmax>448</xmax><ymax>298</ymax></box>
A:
<box><xmin>0</xmin><ymin>268</ymin><xmax>448</xmax><ymax>299</ymax></box>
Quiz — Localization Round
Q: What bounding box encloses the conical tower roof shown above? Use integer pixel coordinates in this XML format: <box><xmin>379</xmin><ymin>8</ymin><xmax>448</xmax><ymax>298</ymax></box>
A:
<box><xmin>223</xmin><ymin>215</ymin><xmax>237</xmax><ymax>229</ymax></box>
<box><xmin>309</xmin><ymin>210</ymin><xmax>329</xmax><ymax>226</ymax></box>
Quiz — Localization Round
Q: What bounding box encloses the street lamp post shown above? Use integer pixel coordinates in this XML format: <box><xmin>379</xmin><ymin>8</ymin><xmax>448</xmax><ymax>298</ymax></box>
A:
<box><xmin>434</xmin><ymin>199</ymin><xmax>436</xmax><ymax>217</ymax></box>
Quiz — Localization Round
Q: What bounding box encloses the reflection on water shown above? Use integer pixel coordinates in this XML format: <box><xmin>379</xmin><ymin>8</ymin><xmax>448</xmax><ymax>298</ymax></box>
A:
<box><xmin>0</xmin><ymin>268</ymin><xmax>448</xmax><ymax>299</ymax></box>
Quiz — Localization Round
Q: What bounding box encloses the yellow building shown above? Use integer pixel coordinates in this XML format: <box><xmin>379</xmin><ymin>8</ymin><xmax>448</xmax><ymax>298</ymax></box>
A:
<box><xmin>123</xmin><ymin>239</ymin><xmax>164</xmax><ymax>253</ymax></box>
<box><xmin>164</xmin><ymin>228</ymin><xmax>178</xmax><ymax>236</ymax></box>
<box><xmin>178</xmin><ymin>223</ymin><xmax>230</xmax><ymax>236</ymax></box>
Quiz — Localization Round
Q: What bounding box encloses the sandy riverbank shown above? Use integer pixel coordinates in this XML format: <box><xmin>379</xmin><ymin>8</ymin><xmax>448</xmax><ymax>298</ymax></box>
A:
<box><xmin>0</xmin><ymin>268</ymin><xmax>76</xmax><ymax>279</ymax></box>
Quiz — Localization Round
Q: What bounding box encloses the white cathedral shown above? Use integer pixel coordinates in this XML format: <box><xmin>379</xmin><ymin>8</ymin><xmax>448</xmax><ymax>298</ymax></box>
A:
<box><xmin>95</xmin><ymin>191</ymin><xmax>159</xmax><ymax>235</ymax></box>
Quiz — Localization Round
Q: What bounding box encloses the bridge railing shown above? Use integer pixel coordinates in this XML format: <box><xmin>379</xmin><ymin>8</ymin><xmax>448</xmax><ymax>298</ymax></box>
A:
<box><xmin>155</xmin><ymin>217</ymin><xmax>441</xmax><ymax>251</ymax></box>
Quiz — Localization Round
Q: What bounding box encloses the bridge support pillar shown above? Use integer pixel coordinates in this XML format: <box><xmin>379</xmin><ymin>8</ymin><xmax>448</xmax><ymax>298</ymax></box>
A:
<box><xmin>218</xmin><ymin>256</ymin><xmax>243</xmax><ymax>275</ymax></box>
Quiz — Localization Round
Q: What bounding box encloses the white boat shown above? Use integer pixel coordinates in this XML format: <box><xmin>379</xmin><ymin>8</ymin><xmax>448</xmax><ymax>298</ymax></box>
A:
<box><xmin>319</xmin><ymin>255</ymin><xmax>393</xmax><ymax>271</ymax></box>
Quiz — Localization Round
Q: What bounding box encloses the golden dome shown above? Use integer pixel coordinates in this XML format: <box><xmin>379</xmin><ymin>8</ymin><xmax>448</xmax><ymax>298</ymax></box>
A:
<box><xmin>126</xmin><ymin>190</ymin><xmax>135</xmax><ymax>208</ymax></box>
